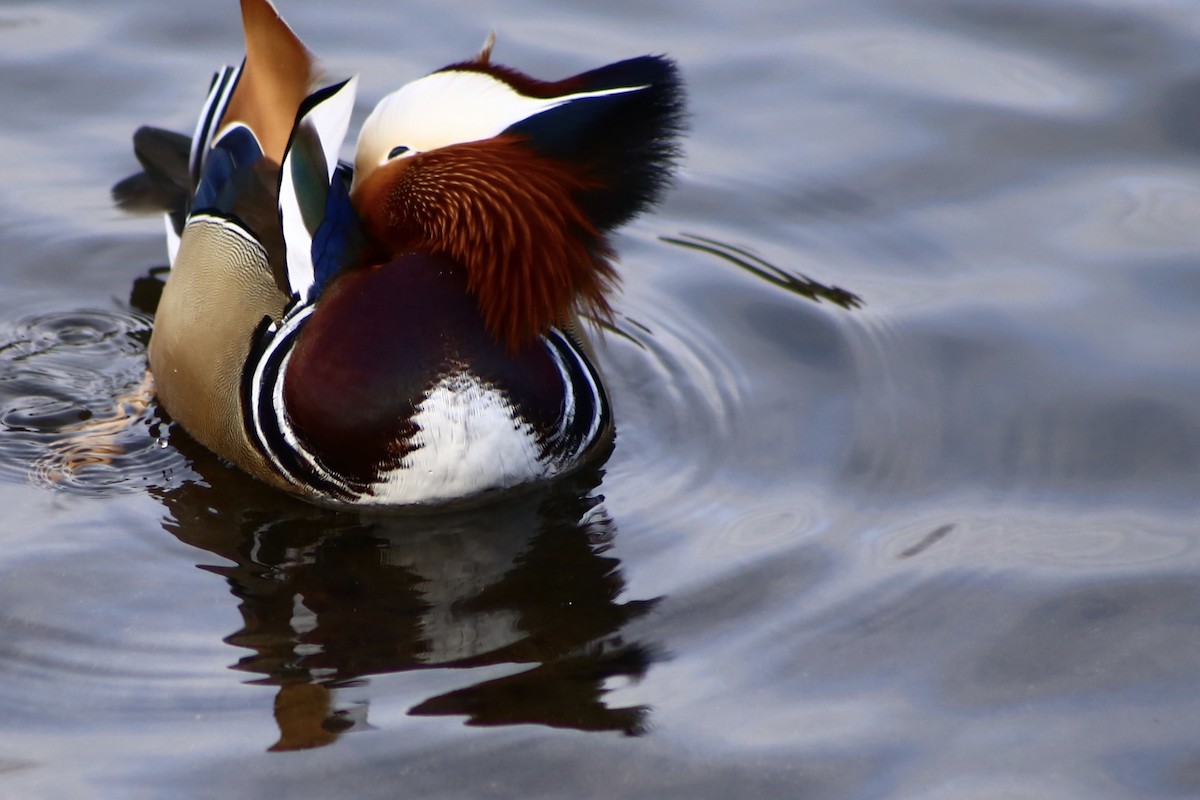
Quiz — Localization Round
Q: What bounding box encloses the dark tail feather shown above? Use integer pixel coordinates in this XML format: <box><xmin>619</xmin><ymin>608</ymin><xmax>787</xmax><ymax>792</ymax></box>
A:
<box><xmin>112</xmin><ymin>126</ymin><xmax>192</xmax><ymax>217</ymax></box>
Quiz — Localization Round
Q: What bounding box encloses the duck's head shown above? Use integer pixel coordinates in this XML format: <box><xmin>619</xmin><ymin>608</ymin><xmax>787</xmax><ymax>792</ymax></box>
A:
<box><xmin>349</xmin><ymin>43</ymin><xmax>684</xmax><ymax>348</ymax></box>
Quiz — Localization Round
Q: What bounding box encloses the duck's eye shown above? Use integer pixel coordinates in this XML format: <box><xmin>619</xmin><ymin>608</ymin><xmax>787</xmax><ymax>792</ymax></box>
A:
<box><xmin>387</xmin><ymin>145</ymin><xmax>411</xmax><ymax>159</ymax></box>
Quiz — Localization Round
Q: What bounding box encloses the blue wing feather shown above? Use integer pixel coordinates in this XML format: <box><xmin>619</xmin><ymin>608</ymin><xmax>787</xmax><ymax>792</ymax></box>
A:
<box><xmin>310</xmin><ymin>163</ymin><xmax>363</xmax><ymax>298</ymax></box>
<box><xmin>192</xmin><ymin>124</ymin><xmax>264</xmax><ymax>215</ymax></box>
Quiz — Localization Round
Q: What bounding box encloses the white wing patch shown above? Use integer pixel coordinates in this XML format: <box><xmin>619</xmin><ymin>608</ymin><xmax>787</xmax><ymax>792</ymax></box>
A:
<box><xmin>306</xmin><ymin>75</ymin><xmax>359</xmax><ymax>185</ymax></box>
<box><xmin>278</xmin><ymin>76</ymin><xmax>359</xmax><ymax>301</ymax></box>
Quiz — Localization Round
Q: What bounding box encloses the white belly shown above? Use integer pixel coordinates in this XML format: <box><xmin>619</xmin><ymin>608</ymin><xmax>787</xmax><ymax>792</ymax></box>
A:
<box><xmin>364</xmin><ymin>372</ymin><xmax>554</xmax><ymax>506</ymax></box>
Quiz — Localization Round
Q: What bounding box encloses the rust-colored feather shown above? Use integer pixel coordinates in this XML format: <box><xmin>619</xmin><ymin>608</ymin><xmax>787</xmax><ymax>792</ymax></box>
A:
<box><xmin>352</xmin><ymin>136</ymin><xmax>616</xmax><ymax>350</ymax></box>
<box><xmin>221</xmin><ymin>0</ymin><xmax>317</xmax><ymax>164</ymax></box>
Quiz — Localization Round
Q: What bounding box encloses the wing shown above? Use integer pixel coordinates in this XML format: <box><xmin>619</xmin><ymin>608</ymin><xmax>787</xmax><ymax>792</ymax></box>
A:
<box><xmin>277</xmin><ymin>76</ymin><xmax>362</xmax><ymax>305</ymax></box>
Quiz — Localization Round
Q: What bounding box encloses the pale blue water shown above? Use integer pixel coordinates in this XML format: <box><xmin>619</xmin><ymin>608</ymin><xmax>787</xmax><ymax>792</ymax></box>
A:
<box><xmin>3</xmin><ymin>1</ymin><xmax>1200</xmax><ymax>797</ymax></box>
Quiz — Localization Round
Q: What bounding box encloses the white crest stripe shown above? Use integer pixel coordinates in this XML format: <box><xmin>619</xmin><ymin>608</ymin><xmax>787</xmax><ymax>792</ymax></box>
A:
<box><xmin>354</xmin><ymin>70</ymin><xmax>649</xmax><ymax>187</ymax></box>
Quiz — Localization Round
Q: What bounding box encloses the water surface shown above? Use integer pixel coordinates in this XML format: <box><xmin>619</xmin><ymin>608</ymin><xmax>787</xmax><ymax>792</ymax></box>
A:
<box><xmin>3</xmin><ymin>0</ymin><xmax>1200</xmax><ymax>798</ymax></box>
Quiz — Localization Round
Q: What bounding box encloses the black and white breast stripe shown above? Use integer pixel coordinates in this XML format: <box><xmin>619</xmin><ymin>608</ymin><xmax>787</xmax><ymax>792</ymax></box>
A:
<box><xmin>543</xmin><ymin>327</ymin><xmax>611</xmax><ymax>463</ymax></box>
<box><xmin>240</xmin><ymin>320</ymin><xmax>609</xmax><ymax>504</ymax></box>
<box><xmin>241</xmin><ymin>306</ymin><xmax>356</xmax><ymax>501</ymax></box>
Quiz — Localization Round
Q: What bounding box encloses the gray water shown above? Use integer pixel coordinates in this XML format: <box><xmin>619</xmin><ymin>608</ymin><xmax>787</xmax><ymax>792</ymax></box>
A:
<box><xmin>3</xmin><ymin>0</ymin><xmax>1200</xmax><ymax>797</ymax></box>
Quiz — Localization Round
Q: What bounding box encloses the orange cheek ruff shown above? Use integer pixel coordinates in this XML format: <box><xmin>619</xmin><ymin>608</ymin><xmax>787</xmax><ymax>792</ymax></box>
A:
<box><xmin>351</xmin><ymin>135</ymin><xmax>616</xmax><ymax>350</ymax></box>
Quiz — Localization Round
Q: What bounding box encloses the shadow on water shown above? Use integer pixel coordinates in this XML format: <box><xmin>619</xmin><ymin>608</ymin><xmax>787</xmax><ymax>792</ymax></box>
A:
<box><xmin>153</xmin><ymin>417</ymin><xmax>661</xmax><ymax>751</ymax></box>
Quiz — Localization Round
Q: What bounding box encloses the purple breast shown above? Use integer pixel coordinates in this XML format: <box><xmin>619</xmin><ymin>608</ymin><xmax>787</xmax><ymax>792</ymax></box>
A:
<box><xmin>282</xmin><ymin>253</ymin><xmax>569</xmax><ymax>486</ymax></box>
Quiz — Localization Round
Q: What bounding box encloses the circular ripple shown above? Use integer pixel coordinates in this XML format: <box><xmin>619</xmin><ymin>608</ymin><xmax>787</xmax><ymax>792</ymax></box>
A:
<box><xmin>599</xmin><ymin>234</ymin><xmax>870</xmax><ymax>543</ymax></box>
<box><xmin>0</xmin><ymin>308</ymin><xmax>187</xmax><ymax>495</ymax></box>
<box><xmin>600</xmin><ymin>307</ymin><xmax>745</xmax><ymax>513</ymax></box>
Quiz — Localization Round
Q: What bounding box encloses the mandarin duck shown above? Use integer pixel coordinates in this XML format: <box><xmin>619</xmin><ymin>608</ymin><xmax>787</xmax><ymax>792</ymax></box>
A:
<box><xmin>116</xmin><ymin>0</ymin><xmax>683</xmax><ymax>508</ymax></box>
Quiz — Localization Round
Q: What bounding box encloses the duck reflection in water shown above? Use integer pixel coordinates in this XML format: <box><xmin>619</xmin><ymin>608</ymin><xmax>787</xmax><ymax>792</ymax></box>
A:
<box><xmin>151</xmin><ymin>432</ymin><xmax>660</xmax><ymax>751</ymax></box>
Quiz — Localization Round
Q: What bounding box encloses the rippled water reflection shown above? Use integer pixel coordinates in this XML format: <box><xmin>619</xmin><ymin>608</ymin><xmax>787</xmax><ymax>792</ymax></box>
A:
<box><xmin>4</xmin><ymin>0</ymin><xmax>1200</xmax><ymax>797</ymax></box>
<box><xmin>0</xmin><ymin>306</ymin><xmax>183</xmax><ymax>494</ymax></box>
<box><xmin>157</xmin><ymin>439</ymin><xmax>659</xmax><ymax>747</ymax></box>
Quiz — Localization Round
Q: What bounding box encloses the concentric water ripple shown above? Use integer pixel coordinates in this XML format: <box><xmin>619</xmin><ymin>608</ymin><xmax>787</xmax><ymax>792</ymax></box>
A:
<box><xmin>0</xmin><ymin>307</ymin><xmax>187</xmax><ymax>494</ymax></box>
<box><xmin>604</xmin><ymin>308</ymin><xmax>744</xmax><ymax>496</ymax></box>
<box><xmin>600</xmin><ymin>233</ymin><xmax>866</xmax><ymax>547</ymax></box>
